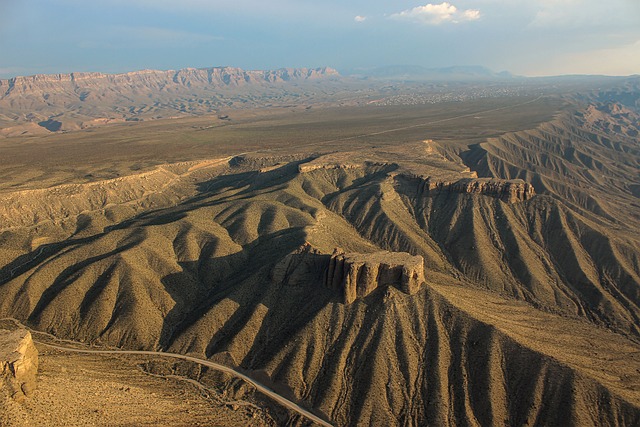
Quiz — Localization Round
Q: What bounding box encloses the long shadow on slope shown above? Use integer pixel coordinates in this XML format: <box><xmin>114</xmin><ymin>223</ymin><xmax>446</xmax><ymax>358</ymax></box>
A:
<box><xmin>0</xmin><ymin>229</ymin><xmax>147</xmax><ymax>289</ymax></box>
<box><xmin>27</xmin><ymin>230</ymin><xmax>148</xmax><ymax>324</ymax></box>
<box><xmin>141</xmin><ymin>159</ymin><xmax>340</xmax><ymax>352</ymax></box>
<box><xmin>3</xmin><ymin>158</ymin><xmax>397</xmax><ymax>358</ymax></box>
<box><xmin>158</xmin><ymin>242</ymin><xmax>344</xmax><ymax>425</ymax></box>
<box><xmin>0</xmin><ymin>160</ymin><xmax>315</xmax><ymax>325</ymax></box>
<box><xmin>158</xmin><ymin>227</ymin><xmax>336</xmax><ymax>359</ymax></box>
<box><xmin>99</xmin><ymin>158</ymin><xmax>315</xmax><ymax>236</ymax></box>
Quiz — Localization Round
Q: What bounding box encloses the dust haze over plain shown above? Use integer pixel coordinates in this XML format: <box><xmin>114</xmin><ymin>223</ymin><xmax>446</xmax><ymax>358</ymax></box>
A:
<box><xmin>1</xmin><ymin>0</ymin><xmax>639</xmax><ymax>78</ymax></box>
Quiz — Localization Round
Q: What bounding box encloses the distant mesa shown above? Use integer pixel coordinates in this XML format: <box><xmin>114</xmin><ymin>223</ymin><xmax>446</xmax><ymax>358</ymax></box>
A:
<box><xmin>298</xmin><ymin>160</ymin><xmax>390</xmax><ymax>174</ymax></box>
<box><xmin>0</xmin><ymin>66</ymin><xmax>340</xmax><ymax>98</ymax></box>
<box><xmin>442</xmin><ymin>177</ymin><xmax>535</xmax><ymax>203</ymax></box>
<box><xmin>0</xmin><ymin>65</ymin><xmax>341</xmax><ymax>134</ymax></box>
<box><xmin>296</xmin><ymin>152</ymin><xmax>394</xmax><ymax>174</ymax></box>
<box><xmin>325</xmin><ymin>248</ymin><xmax>425</xmax><ymax>304</ymax></box>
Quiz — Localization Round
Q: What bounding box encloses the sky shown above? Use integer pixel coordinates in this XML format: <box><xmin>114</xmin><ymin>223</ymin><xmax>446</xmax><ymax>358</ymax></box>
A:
<box><xmin>0</xmin><ymin>0</ymin><xmax>639</xmax><ymax>78</ymax></box>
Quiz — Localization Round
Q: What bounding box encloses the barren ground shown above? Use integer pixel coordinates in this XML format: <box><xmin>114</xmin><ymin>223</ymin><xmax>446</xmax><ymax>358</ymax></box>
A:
<box><xmin>1</xmin><ymin>80</ymin><xmax>639</xmax><ymax>426</ymax></box>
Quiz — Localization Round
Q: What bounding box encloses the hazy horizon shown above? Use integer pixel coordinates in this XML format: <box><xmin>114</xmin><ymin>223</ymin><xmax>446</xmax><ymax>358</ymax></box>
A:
<box><xmin>1</xmin><ymin>0</ymin><xmax>639</xmax><ymax>79</ymax></box>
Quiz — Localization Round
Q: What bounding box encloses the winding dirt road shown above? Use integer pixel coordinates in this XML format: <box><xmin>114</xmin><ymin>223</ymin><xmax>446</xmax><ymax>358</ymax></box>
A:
<box><xmin>35</xmin><ymin>340</ymin><xmax>333</xmax><ymax>427</ymax></box>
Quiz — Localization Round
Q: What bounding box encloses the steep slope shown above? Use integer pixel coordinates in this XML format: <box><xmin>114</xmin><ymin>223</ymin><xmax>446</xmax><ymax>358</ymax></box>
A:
<box><xmin>254</xmin><ymin>278</ymin><xmax>640</xmax><ymax>426</ymax></box>
<box><xmin>450</xmin><ymin>98</ymin><xmax>640</xmax><ymax>335</ymax></box>
<box><xmin>461</xmin><ymin>105</ymin><xmax>640</xmax><ymax>231</ymax></box>
<box><xmin>0</xmin><ymin>90</ymin><xmax>639</xmax><ymax>425</ymax></box>
<box><xmin>0</xmin><ymin>146</ymin><xmax>638</xmax><ymax>425</ymax></box>
<box><xmin>0</xmin><ymin>66</ymin><xmax>341</xmax><ymax>132</ymax></box>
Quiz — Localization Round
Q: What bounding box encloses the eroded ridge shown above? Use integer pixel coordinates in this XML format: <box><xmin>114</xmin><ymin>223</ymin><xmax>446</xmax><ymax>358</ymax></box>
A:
<box><xmin>324</xmin><ymin>248</ymin><xmax>425</xmax><ymax>304</ymax></box>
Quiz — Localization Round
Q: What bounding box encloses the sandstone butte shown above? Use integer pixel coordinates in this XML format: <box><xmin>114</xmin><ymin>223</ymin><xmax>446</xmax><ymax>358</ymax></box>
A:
<box><xmin>325</xmin><ymin>248</ymin><xmax>426</xmax><ymax>304</ymax></box>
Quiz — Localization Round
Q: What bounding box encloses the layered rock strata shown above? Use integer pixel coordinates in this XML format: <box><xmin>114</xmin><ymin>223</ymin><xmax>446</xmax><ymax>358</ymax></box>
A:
<box><xmin>0</xmin><ymin>329</ymin><xmax>38</xmax><ymax>402</ymax></box>
<box><xmin>324</xmin><ymin>249</ymin><xmax>425</xmax><ymax>304</ymax></box>
<box><xmin>298</xmin><ymin>160</ymin><xmax>391</xmax><ymax>174</ymax></box>
<box><xmin>0</xmin><ymin>66</ymin><xmax>339</xmax><ymax>98</ymax></box>
<box><xmin>412</xmin><ymin>176</ymin><xmax>535</xmax><ymax>203</ymax></box>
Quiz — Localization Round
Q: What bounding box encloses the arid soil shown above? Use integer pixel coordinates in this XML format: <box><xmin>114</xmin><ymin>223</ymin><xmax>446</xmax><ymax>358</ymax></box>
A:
<box><xmin>0</xmin><ymin>76</ymin><xmax>639</xmax><ymax>426</ymax></box>
<box><xmin>4</xmin><ymin>348</ymin><xmax>270</xmax><ymax>426</ymax></box>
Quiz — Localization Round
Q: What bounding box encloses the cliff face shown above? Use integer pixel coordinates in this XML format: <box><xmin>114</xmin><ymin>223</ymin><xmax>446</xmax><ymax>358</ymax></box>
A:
<box><xmin>410</xmin><ymin>176</ymin><xmax>535</xmax><ymax>203</ymax></box>
<box><xmin>0</xmin><ymin>329</ymin><xmax>38</xmax><ymax>403</ymax></box>
<box><xmin>0</xmin><ymin>66</ymin><xmax>340</xmax><ymax>98</ymax></box>
<box><xmin>271</xmin><ymin>244</ymin><xmax>426</xmax><ymax>304</ymax></box>
<box><xmin>0</xmin><ymin>66</ymin><xmax>342</xmax><ymax>132</ymax></box>
<box><xmin>324</xmin><ymin>249</ymin><xmax>425</xmax><ymax>304</ymax></box>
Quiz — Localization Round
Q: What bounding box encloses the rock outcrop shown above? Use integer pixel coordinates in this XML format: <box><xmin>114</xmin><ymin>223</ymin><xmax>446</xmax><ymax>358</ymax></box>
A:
<box><xmin>324</xmin><ymin>249</ymin><xmax>425</xmax><ymax>304</ymax></box>
<box><xmin>271</xmin><ymin>243</ymin><xmax>331</xmax><ymax>287</ymax></box>
<box><xmin>0</xmin><ymin>66</ymin><xmax>343</xmax><ymax>133</ymax></box>
<box><xmin>0</xmin><ymin>329</ymin><xmax>38</xmax><ymax>402</ymax></box>
<box><xmin>0</xmin><ymin>66</ymin><xmax>340</xmax><ymax>98</ymax></box>
<box><xmin>412</xmin><ymin>176</ymin><xmax>535</xmax><ymax>203</ymax></box>
<box><xmin>297</xmin><ymin>159</ymin><xmax>392</xmax><ymax>174</ymax></box>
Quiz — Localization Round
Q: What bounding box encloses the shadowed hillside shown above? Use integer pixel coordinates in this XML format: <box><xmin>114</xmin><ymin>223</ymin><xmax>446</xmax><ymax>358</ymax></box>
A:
<box><xmin>0</xmin><ymin>85</ymin><xmax>639</xmax><ymax>425</ymax></box>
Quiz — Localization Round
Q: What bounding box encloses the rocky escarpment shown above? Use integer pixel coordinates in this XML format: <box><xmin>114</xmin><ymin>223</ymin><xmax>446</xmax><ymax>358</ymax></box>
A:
<box><xmin>0</xmin><ymin>329</ymin><xmax>38</xmax><ymax>403</ymax></box>
<box><xmin>0</xmin><ymin>66</ymin><xmax>339</xmax><ymax>98</ymax></box>
<box><xmin>324</xmin><ymin>248</ymin><xmax>425</xmax><ymax>304</ymax></box>
<box><xmin>298</xmin><ymin>161</ymin><xmax>394</xmax><ymax>174</ymax></box>
<box><xmin>296</xmin><ymin>154</ymin><xmax>534</xmax><ymax>204</ymax></box>
<box><xmin>407</xmin><ymin>176</ymin><xmax>535</xmax><ymax>203</ymax></box>
<box><xmin>271</xmin><ymin>244</ymin><xmax>426</xmax><ymax>304</ymax></box>
<box><xmin>0</xmin><ymin>66</ymin><xmax>342</xmax><ymax>132</ymax></box>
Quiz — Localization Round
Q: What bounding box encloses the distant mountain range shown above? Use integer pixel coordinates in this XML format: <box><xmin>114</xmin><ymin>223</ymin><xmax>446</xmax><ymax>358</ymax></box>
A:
<box><xmin>0</xmin><ymin>66</ymin><xmax>340</xmax><ymax>98</ymax></box>
<box><xmin>1</xmin><ymin>64</ymin><xmax>634</xmax><ymax>137</ymax></box>
<box><xmin>0</xmin><ymin>66</ymin><xmax>342</xmax><ymax>134</ymax></box>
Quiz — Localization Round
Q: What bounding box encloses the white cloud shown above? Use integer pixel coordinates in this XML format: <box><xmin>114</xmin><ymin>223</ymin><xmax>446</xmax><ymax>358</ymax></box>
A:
<box><xmin>391</xmin><ymin>2</ymin><xmax>480</xmax><ymax>25</ymax></box>
<box><xmin>461</xmin><ymin>9</ymin><xmax>480</xmax><ymax>21</ymax></box>
<box><xmin>354</xmin><ymin>15</ymin><xmax>366</xmax><ymax>22</ymax></box>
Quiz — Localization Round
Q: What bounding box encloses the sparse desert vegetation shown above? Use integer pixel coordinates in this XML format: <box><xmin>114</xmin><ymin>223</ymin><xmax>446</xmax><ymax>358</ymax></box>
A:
<box><xmin>1</xmin><ymin>69</ymin><xmax>639</xmax><ymax>426</ymax></box>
